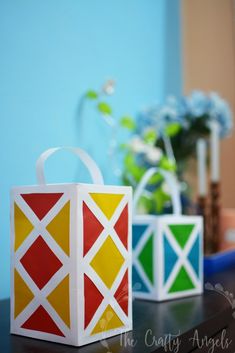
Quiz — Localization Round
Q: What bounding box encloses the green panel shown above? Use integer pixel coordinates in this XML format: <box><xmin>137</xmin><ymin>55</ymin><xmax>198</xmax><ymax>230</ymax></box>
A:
<box><xmin>138</xmin><ymin>234</ymin><xmax>154</xmax><ymax>284</ymax></box>
<box><xmin>169</xmin><ymin>224</ymin><xmax>195</xmax><ymax>249</ymax></box>
<box><xmin>169</xmin><ymin>266</ymin><xmax>195</xmax><ymax>293</ymax></box>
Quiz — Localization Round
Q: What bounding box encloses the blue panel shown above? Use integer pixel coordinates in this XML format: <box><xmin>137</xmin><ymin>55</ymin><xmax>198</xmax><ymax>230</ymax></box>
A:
<box><xmin>132</xmin><ymin>266</ymin><xmax>149</xmax><ymax>293</ymax></box>
<box><xmin>132</xmin><ymin>225</ymin><xmax>149</xmax><ymax>249</ymax></box>
<box><xmin>188</xmin><ymin>235</ymin><xmax>200</xmax><ymax>277</ymax></box>
<box><xmin>164</xmin><ymin>234</ymin><xmax>178</xmax><ymax>284</ymax></box>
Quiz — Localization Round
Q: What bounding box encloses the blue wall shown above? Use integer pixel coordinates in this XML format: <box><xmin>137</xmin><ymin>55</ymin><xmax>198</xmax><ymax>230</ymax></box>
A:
<box><xmin>0</xmin><ymin>0</ymin><xmax>182</xmax><ymax>299</ymax></box>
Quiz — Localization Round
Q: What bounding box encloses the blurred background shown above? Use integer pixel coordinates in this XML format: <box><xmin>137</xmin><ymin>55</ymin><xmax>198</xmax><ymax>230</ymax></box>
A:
<box><xmin>0</xmin><ymin>0</ymin><xmax>235</xmax><ymax>299</ymax></box>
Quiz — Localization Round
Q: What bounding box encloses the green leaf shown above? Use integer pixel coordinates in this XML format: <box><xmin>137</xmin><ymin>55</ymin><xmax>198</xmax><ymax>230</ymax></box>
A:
<box><xmin>165</xmin><ymin>123</ymin><xmax>181</xmax><ymax>137</ymax></box>
<box><xmin>159</xmin><ymin>156</ymin><xmax>176</xmax><ymax>172</ymax></box>
<box><xmin>152</xmin><ymin>186</ymin><xmax>170</xmax><ymax>213</ymax></box>
<box><xmin>120</xmin><ymin>116</ymin><xmax>136</xmax><ymax>130</ymax></box>
<box><xmin>123</xmin><ymin>152</ymin><xmax>134</xmax><ymax>169</ymax></box>
<box><xmin>148</xmin><ymin>172</ymin><xmax>163</xmax><ymax>185</ymax></box>
<box><xmin>97</xmin><ymin>102</ymin><xmax>112</xmax><ymax>115</ymax></box>
<box><xmin>143</xmin><ymin>129</ymin><xmax>158</xmax><ymax>144</ymax></box>
<box><xmin>138</xmin><ymin>195</ymin><xmax>153</xmax><ymax>214</ymax></box>
<box><xmin>123</xmin><ymin>153</ymin><xmax>146</xmax><ymax>182</ymax></box>
<box><xmin>119</xmin><ymin>143</ymin><xmax>128</xmax><ymax>151</ymax></box>
<box><xmin>86</xmin><ymin>90</ymin><xmax>98</xmax><ymax>99</ymax></box>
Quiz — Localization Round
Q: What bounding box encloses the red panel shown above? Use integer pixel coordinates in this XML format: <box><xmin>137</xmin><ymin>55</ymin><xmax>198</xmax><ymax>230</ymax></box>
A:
<box><xmin>20</xmin><ymin>235</ymin><xmax>63</xmax><ymax>289</ymax></box>
<box><xmin>21</xmin><ymin>305</ymin><xmax>64</xmax><ymax>336</ymax></box>
<box><xmin>114</xmin><ymin>270</ymin><xmax>128</xmax><ymax>315</ymax></box>
<box><xmin>84</xmin><ymin>274</ymin><xmax>104</xmax><ymax>328</ymax></box>
<box><xmin>114</xmin><ymin>204</ymin><xmax>128</xmax><ymax>249</ymax></box>
<box><xmin>21</xmin><ymin>193</ymin><xmax>63</xmax><ymax>220</ymax></box>
<box><xmin>83</xmin><ymin>202</ymin><xmax>104</xmax><ymax>256</ymax></box>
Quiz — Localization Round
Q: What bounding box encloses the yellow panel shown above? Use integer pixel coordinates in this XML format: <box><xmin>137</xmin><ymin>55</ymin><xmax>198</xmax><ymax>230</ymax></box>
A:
<box><xmin>47</xmin><ymin>275</ymin><xmax>70</xmax><ymax>328</ymax></box>
<box><xmin>89</xmin><ymin>193</ymin><xmax>124</xmax><ymax>220</ymax></box>
<box><xmin>90</xmin><ymin>236</ymin><xmax>124</xmax><ymax>289</ymax></box>
<box><xmin>14</xmin><ymin>203</ymin><xmax>34</xmax><ymax>251</ymax></box>
<box><xmin>46</xmin><ymin>201</ymin><xmax>70</xmax><ymax>256</ymax></box>
<box><xmin>14</xmin><ymin>269</ymin><xmax>34</xmax><ymax>318</ymax></box>
<box><xmin>91</xmin><ymin>305</ymin><xmax>124</xmax><ymax>334</ymax></box>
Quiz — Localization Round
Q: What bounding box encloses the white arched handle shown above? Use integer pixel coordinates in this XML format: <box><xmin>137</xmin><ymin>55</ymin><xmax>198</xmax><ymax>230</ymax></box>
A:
<box><xmin>36</xmin><ymin>147</ymin><xmax>104</xmax><ymax>185</ymax></box>
<box><xmin>133</xmin><ymin>167</ymin><xmax>182</xmax><ymax>215</ymax></box>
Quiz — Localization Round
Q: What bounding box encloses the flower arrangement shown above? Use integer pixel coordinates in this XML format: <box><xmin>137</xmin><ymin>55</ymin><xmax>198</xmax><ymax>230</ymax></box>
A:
<box><xmin>135</xmin><ymin>91</ymin><xmax>232</xmax><ymax>163</ymax></box>
<box><xmin>121</xmin><ymin>91</ymin><xmax>233</xmax><ymax>214</ymax></box>
<box><xmin>80</xmin><ymin>84</ymin><xmax>233</xmax><ymax>214</ymax></box>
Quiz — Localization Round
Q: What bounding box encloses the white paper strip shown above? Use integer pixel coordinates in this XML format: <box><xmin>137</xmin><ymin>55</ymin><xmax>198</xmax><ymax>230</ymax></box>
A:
<box><xmin>133</xmin><ymin>167</ymin><xmax>182</xmax><ymax>216</ymax></box>
<box><xmin>36</xmin><ymin>147</ymin><xmax>104</xmax><ymax>185</ymax></box>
